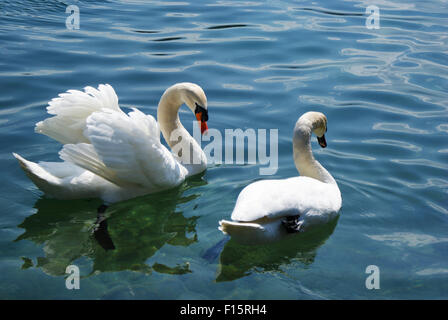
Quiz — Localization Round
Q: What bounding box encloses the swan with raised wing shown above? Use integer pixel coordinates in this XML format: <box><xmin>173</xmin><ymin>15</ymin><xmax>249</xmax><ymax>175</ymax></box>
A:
<box><xmin>219</xmin><ymin>112</ymin><xmax>341</xmax><ymax>244</ymax></box>
<box><xmin>13</xmin><ymin>83</ymin><xmax>209</xmax><ymax>203</ymax></box>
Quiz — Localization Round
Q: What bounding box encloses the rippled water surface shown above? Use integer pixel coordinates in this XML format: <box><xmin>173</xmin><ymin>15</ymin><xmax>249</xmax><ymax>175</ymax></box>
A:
<box><xmin>1</xmin><ymin>0</ymin><xmax>447</xmax><ymax>299</ymax></box>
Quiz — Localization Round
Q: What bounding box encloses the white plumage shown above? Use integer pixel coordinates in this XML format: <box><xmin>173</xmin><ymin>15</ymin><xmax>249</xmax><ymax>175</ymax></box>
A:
<box><xmin>35</xmin><ymin>84</ymin><xmax>121</xmax><ymax>145</ymax></box>
<box><xmin>14</xmin><ymin>83</ymin><xmax>209</xmax><ymax>203</ymax></box>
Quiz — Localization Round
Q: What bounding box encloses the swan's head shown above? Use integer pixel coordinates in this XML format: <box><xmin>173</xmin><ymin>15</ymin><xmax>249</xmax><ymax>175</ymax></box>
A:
<box><xmin>297</xmin><ymin>111</ymin><xmax>328</xmax><ymax>148</ymax></box>
<box><xmin>312</xmin><ymin>113</ymin><xmax>327</xmax><ymax>148</ymax></box>
<box><xmin>179</xmin><ymin>83</ymin><xmax>208</xmax><ymax>134</ymax></box>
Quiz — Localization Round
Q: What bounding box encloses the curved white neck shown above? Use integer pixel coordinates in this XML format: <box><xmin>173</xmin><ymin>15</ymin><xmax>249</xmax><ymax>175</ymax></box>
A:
<box><xmin>293</xmin><ymin>121</ymin><xmax>336</xmax><ymax>185</ymax></box>
<box><xmin>157</xmin><ymin>85</ymin><xmax>206</xmax><ymax>175</ymax></box>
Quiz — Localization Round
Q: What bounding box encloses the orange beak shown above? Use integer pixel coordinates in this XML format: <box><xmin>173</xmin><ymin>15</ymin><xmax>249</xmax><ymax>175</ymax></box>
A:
<box><xmin>196</xmin><ymin>112</ymin><xmax>208</xmax><ymax>134</ymax></box>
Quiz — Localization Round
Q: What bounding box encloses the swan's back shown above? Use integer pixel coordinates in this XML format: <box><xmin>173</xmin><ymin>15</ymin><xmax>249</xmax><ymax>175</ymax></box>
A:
<box><xmin>231</xmin><ymin>176</ymin><xmax>341</xmax><ymax>223</ymax></box>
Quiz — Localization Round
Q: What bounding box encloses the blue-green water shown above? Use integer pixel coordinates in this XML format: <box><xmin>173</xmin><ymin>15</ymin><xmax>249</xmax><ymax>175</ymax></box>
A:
<box><xmin>1</xmin><ymin>0</ymin><xmax>448</xmax><ymax>299</ymax></box>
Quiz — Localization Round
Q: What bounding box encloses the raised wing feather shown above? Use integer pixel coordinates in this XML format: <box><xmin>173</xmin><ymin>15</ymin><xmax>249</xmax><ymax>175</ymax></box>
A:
<box><xmin>36</xmin><ymin>84</ymin><xmax>122</xmax><ymax>144</ymax></box>
<box><xmin>60</xmin><ymin>108</ymin><xmax>187</xmax><ymax>190</ymax></box>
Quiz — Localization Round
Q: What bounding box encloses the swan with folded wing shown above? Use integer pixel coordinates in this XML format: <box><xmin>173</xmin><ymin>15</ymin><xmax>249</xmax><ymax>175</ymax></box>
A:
<box><xmin>219</xmin><ymin>112</ymin><xmax>341</xmax><ymax>244</ymax></box>
<box><xmin>13</xmin><ymin>83</ymin><xmax>209</xmax><ymax>203</ymax></box>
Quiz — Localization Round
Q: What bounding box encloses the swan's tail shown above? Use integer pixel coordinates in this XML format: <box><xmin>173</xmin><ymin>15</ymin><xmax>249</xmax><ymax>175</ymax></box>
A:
<box><xmin>219</xmin><ymin>219</ymin><xmax>270</xmax><ymax>244</ymax></box>
<box><xmin>12</xmin><ymin>152</ymin><xmax>99</xmax><ymax>200</ymax></box>
<box><xmin>13</xmin><ymin>153</ymin><xmax>62</xmax><ymax>196</ymax></box>
<box><xmin>219</xmin><ymin>218</ymin><xmax>289</xmax><ymax>245</ymax></box>
<box><xmin>219</xmin><ymin>220</ymin><xmax>264</xmax><ymax>234</ymax></box>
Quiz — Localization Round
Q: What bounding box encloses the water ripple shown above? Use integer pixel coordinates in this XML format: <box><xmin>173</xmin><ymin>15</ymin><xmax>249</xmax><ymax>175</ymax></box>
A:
<box><xmin>362</xmin><ymin>139</ymin><xmax>422</xmax><ymax>152</ymax></box>
<box><xmin>388</xmin><ymin>177</ymin><xmax>448</xmax><ymax>189</ymax></box>
<box><xmin>207</xmin><ymin>24</ymin><xmax>249</xmax><ymax>30</ymax></box>
<box><xmin>366</xmin><ymin>232</ymin><xmax>448</xmax><ymax>248</ymax></box>
<box><xmin>373</xmin><ymin>123</ymin><xmax>431</xmax><ymax>134</ymax></box>
<box><xmin>390</xmin><ymin>158</ymin><xmax>448</xmax><ymax>170</ymax></box>
<box><xmin>416</xmin><ymin>268</ymin><xmax>448</xmax><ymax>276</ymax></box>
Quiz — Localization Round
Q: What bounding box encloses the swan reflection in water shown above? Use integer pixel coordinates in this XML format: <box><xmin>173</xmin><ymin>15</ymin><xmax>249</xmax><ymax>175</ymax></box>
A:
<box><xmin>212</xmin><ymin>217</ymin><xmax>338</xmax><ymax>282</ymax></box>
<box><xmin>15</xmin><ymin>176</ymin><xmax>206</xmax><ymax>277</ymax></box>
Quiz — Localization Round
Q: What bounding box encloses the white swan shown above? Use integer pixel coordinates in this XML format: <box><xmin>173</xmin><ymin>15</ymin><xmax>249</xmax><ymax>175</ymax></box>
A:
<box><xmin>13</xmin><ymin>83</ymin><xmax>209</xmax><ymax>203</ymax></box>
<box><xmin>219</xmin><ymin>112</ymin><xmax>341</xmax><ymax>244</ymax></box>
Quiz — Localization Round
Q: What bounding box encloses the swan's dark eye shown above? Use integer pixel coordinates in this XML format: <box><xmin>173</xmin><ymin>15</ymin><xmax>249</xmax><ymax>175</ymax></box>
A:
<box><xmin>195</xmin><ymin>102</ymin><xmax>208</xmax><ymax>122</ymax></box>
